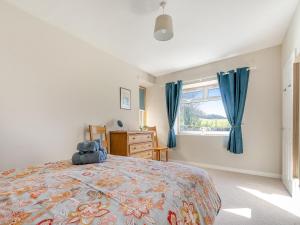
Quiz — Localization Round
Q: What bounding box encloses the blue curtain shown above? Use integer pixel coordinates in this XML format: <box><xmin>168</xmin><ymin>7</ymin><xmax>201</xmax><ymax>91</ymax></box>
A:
<box><xmin>165</xmin><ymin>80</ymin><xmax>183</xmax><ymax>148</ymax></box>
<box><xmin>217</xmin><ymin>67</ymin><xmax>249</xmax><ymax>154</ymax></box>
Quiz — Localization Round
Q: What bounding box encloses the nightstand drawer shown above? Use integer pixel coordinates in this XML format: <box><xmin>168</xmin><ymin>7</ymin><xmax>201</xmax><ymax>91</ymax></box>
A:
<box><xmin>131</xmin><ymin>150</ymin><xmax>153</xmax><ymax>159</ymax></box>
<box><xmin>128</xmin><ymin>134</ymin><xmax>152</xmax><ymax>144</ymax></box>
<box><xmin>129</xmin><ymin>142</ymin><xmax>153</xmax><ymax>154</ymax></box>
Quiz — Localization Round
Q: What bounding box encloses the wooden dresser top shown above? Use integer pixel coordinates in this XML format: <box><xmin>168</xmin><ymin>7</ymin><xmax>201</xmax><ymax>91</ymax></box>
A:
<box><xmin>110</xmin><ymin>131</ymin><xmax>152</xmax><ymax>135</ymax></box>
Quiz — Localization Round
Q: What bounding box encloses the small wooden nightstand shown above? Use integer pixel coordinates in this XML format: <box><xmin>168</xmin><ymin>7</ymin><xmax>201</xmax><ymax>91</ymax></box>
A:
<box><xmin>153</xmin><ymin>147</ymin><xmax>169</xmax><ymax>162</ymax></box>
<box><xmin>109</xmin><ymin>131</ymin><xmax>154</xmax><ymax>160</ymax></box>
<box><xmin>144</xmin><ymin>126</ymin><xmax>169</xmax><ymax>162</ymax></box>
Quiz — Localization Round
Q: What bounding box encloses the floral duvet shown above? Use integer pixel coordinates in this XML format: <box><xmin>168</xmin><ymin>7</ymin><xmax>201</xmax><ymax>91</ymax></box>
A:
<box><xmin>0</xmin><ymin>155</ymin><xmax>221</xmax><ymax>225</ymax></box>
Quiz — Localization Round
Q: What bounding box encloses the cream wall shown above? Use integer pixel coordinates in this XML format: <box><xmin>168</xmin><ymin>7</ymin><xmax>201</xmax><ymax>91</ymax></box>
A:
<box><xmin>282</xmin><ymin>2</ymin><xmax>300</xmax><ymax>63</ymax></box>
<box><xmin>0</xmin><ymin>1</ymin><xmax>152</xmax><ymax>170</ymax></box>
<box><xmin>147</xmin><ymin>46</ymin><xmax>282</xmax><ymax>176</ymax></box>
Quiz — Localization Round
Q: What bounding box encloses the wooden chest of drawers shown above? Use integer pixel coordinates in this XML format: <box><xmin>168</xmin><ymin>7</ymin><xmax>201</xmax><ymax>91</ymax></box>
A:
<box><xmin>109</xmin><ymin>131</ymin><xmax>154</xmax><ymax>159</ymax></box>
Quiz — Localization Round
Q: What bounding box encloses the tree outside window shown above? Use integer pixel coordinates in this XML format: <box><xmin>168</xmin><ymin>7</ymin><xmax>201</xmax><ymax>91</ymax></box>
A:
<box><xmin>179</xmin><ymin>79</ymin><xmax>230</xmax><ymax>135</ymax></box>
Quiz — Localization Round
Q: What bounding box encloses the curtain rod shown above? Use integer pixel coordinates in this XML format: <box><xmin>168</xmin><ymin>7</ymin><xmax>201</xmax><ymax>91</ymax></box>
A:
<box><xmin>159</xmin><ymin>67</ymin><xmax>256</xmax><ymax>87</ymax></box>
<box><xmin>183</xmin><ymin>66</ymin><xmax>256</xmax><ymax>85</ymax></box>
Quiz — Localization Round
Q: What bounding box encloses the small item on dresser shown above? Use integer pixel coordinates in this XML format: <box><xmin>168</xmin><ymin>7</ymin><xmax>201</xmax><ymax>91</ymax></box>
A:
<box><xmin>117</xmin><ymin>120</ymin><xmax>123</xmax><ymax>128</ymax></box>
<box><xmin>72</xmin><ymin>139</ymin><xmax>107</xmax><ymax>165</ymax></box>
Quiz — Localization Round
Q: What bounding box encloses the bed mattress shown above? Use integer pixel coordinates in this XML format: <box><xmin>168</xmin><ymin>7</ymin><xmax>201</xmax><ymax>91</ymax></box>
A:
<box><xmin>0</xmin><ymin>155</ymin><xmax>221</xmax><ymax>225</ymax></box>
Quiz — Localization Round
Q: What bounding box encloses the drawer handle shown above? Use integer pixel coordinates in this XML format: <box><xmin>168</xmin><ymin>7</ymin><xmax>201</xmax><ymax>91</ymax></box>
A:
<box><xmin>132</xmin><ymin>137</ymin><xmax>136</xmax><ymax>140</ymax></box>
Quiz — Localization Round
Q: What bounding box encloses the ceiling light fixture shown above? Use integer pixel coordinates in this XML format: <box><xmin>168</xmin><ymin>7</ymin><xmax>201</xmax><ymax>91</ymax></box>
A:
<box><xmin>154</xmin><ymin>1</ymin><xmax>174</xmax><ymax>41</ymax></box>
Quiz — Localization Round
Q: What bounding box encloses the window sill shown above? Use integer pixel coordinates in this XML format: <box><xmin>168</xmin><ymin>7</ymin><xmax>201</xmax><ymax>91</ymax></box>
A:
<box><xmin>177</xmin><ymin>131</ymin><xmax>229</xmax><ymax>137</ymax></box>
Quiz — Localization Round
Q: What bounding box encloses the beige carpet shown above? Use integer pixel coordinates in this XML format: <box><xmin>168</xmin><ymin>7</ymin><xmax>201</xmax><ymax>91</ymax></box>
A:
<box><xmin>205</xmin><ymin>169</ymin><xmax>300</xmax><ymax>225</ymax></box>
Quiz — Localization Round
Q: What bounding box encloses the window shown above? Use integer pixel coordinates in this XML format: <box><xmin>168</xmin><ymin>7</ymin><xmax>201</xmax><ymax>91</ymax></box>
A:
<box><xmin>179</xmin><ymin>79</ymin><xmax>230</xmax><ymax>135</ymax></box>
<box><xmin>139</xmin><ymin>87</ymin><xmax>146</xmax><ymax>128</ymax></box>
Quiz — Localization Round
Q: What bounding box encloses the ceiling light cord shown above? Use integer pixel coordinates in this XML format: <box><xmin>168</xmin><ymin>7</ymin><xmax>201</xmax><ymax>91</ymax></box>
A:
<box><xmin>161</xmin><ymin>1</ymin><xmax>166</xmax><ymax>14</ymax></box>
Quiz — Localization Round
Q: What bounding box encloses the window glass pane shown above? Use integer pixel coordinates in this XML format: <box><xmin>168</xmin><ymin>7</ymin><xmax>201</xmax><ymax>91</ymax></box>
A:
<box><xmin>208</xmin><ymin>87</ymin><xmax>221</xmax><ymax>98</ymax></box>
<box><xmin>179</xmin><ymin>99</ymin><xmax>230</xmax><ymax>133</ymax></box>
<box><xmin>139</xmin><ymin>88</ymin><xmax>145</xmax><ymax>110</ymax></box>
<box><xmin>182</xmin><ymin>90</ymin><xmax>203</xmax><ymax>101</ymax></box>
<box><xmin>179</xmin><ymin>80</ymin><xmax>229</xmax><ymax>134</ymax></box>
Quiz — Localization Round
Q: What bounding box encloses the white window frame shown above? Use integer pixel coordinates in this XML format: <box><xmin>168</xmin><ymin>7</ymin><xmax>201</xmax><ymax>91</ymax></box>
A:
<box><xmin>139</xmin><ymin>109</ymin><xmax>145</xmax><ymax>128</ymax></box>
<box><xmin>139</xmin><ymin>86</ymin><xmax>146</xmax><ymax>129</ymax></box>
<box><xmin>177</xmin><ymin>79</ymin><xmax>230</xmax><ymax>136</ymax></box>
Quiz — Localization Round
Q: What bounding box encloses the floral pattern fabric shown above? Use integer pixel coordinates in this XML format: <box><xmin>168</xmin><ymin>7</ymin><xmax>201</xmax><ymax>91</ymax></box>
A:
<box><xmin>0</xmin><ymin>155</ymin><xmax>221</xmax><ymax>225</ymax></box>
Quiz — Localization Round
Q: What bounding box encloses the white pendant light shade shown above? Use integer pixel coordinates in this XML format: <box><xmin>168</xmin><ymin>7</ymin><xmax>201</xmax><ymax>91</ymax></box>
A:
<box><xmin>154</xmin><ymin>14</ymin><xmax>174</xmax><ymax>41</ymax></box>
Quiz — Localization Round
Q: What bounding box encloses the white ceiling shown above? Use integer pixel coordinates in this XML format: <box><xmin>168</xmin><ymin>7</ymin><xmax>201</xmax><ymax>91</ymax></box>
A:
<box><xmin>6</xmin><ymin>0</ymin><xmax>299</xmax><ymax>76</ymax></box>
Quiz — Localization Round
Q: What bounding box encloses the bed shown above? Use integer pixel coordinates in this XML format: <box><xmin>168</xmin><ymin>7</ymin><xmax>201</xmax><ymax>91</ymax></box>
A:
<box><xmin>0</xmin><ymin>155</ymin><xmax>221</xmax><ymax>225</ymax></box>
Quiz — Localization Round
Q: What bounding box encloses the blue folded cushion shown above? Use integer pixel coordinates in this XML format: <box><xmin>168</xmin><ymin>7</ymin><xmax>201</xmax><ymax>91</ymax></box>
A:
<box><xmin>72</xmin><ymin>148</ymin><xmax>107</xmax><ymax>165</ymax></box>
<box><xmin>77</xmin><ymin>139</ymin><xmax>102</xmax><ymax>153</ymax></box>
<box><xmin>98</xmin><ymin>147</ymin><xmax>107</xmax><ymax>161</ymax></box>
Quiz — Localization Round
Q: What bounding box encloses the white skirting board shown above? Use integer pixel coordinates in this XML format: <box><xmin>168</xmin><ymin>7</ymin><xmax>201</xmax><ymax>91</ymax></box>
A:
<box><xmin>170</xmin><ymin>159</ymin><xmax>281</xmax><ymax>179</ymax></box>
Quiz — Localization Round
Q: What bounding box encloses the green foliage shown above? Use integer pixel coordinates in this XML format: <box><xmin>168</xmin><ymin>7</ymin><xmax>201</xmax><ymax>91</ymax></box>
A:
<box><xmin>180</xmin><ymin>104</ymin><xmax>230</xmax><ymax>131</ymax></box>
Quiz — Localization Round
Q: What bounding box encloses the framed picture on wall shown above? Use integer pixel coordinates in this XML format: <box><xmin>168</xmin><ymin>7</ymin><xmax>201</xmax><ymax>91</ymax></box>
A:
<box><xmin>120</xmin><ymin>87</ymin><xmax>131</xmax><ymax>110</ymax></box>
